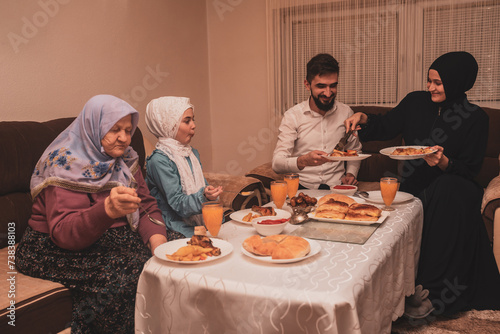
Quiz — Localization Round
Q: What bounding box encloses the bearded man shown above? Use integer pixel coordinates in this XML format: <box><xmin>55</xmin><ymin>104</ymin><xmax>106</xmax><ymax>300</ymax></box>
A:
<box><xmin>272</xmin><ymin>53</ymin><xmax>362</xmax><ymax>189</ymax></box>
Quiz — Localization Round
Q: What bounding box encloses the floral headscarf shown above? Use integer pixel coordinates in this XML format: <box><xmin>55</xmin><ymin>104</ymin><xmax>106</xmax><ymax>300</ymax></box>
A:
<box><xmin>31</xmin><ymin>95</ymin><xmax>140</xmax><ymax>199</ymax></box>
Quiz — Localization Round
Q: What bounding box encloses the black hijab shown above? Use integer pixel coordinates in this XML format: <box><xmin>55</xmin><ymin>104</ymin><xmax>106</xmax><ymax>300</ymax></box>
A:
<box><xmin>429</xmin><ymin>51</ymin><xmax>478</xmax><ymax>106</ymax></box>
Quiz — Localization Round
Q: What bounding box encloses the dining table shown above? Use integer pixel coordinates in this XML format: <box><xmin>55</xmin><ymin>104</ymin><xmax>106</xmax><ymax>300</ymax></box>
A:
<box><xmin>135</xmin><ymin>189</ymin><xmax>423</xmax><ymax>334</ymax></box>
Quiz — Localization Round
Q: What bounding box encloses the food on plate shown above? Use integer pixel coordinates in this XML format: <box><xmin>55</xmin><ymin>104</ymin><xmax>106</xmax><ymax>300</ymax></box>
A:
<box><xmin>166</xmin><ymin>245</ymin><xmax>216</xmax><ymax>261</ymax></box>
<box><xmin>391</xmin><ymin>147</ymin><xmax>434</xmax><ymax>156</ymax></box>
<box><xmin>242</xmin><ymin>212</ymin><xmax>260</xmax><ymax>222</ymax></box>
<box><xmin>315</xmin><ymin>210</ymin><xmax>346</xmax><ymax>219</ymax></box>
<box><xmin>329</xmin><ymin>149</ymin><xmax>358</xmax><ymax>157</ymax></box>
<box><xmin>188</xmin><ymin>235</ymin><xmax>221</xmax><ymax>256</ymax></box>
<box><xmin>317</xmin><ymin>200</ymin><xmax>350</xmax><ymax>213</ymax></box>
<box><xmin>317</xmin><ymin>193</ymin><xmax>356</xmax><ymax>207</ymax></box>
<box><xmin>242</xmin><ymin>234</ymin><xmax>311</xmax><ymax>259</ymax></box>
<box><xmin>315</xmin><ymin>194</ymin><xmax>381</xmax><ymax>222</ymax></box>
<box><xmin>243</xmin><ymin>235</ymin><xmax>278</xmax><ymax>256</ymax></box>
<box><xmin>251</xmin><ymin>205</ymin><xmax>276</xmax><ymax>217</ymax></box>
<box><xmin>344</xmin><ymin>203</ymin><xmax>381</xmax><ymax>221</ymax></box>
<box><xmin>166</xmin><ymin>235</ymin><xmax>221</xmax><ymax>261</ymax></box>
<box><xmin>241</xmin><ymin>206</ymin><xmax>278</xmax><ymax>222</ymax></box>
<box><xmin>290</xmin><ymin>192</ymin><xmax>317</xmax><ymax>208</ymax></box>
<box><xmin>315</xmin><ymin>199</ymin><xmax>349</xmax><ymax>219</ymax></box>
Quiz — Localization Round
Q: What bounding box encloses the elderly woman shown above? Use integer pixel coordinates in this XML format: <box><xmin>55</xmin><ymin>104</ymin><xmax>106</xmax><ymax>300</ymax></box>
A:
<box><xmin>345</xmin><ymin>52</ymin><xmax>500</xmax><ymax>317</ymax></box>
<box><xmin>145</xmin><ymin>96</ymin><xmax>223</xmax><ymax>237</ymax></box>
<box><xmin>15</xmin><ymin>95</ymin><xmax>180</xmax><ymax>333</ymax></box>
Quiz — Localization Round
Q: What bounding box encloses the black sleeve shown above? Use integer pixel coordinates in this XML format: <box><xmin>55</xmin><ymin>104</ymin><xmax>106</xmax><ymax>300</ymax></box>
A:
<box><xmin>445</xmin><ymin>108</ymin><xmax>489</xmax><ymax>180</ymax></box>
<box><xmin>359</xmin><ymin>94</ymin><xmax>412</xmax><ymax>142</ymax></box>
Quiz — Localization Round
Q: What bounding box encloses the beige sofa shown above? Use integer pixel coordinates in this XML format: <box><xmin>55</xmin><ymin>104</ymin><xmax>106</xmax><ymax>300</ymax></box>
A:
<box><xmin>482</xmin><ymin>159</ymin><xmax>500</xmax><ymax>269</ymax></box>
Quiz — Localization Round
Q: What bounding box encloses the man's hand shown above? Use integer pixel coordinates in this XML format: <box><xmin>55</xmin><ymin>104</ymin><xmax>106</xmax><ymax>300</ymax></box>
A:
<box><xmin>105</xmin><ymin>186</ymin><xmax>141</xmax><ymax>219</ymax></box>
<box><xmin>297</xmin><ymin>150</ymin><xmax>329</xmax><ymax>170</ymax></box>
<box><xmin>341</xmin><ymin>173</ymin><xmax>358</xmax><ymax>185</ymax></box>
<box><xmin>344</xmin><ymin>112</ymin><xmax>368</xmax><ymax>132</ymax></box>
<box><xmin>204</xmin><ymin>185</ymin><xmax>223</xmax><ymax>201</ymax></box>
<box><xmin>424</xmin><ymin>145</ymin><xmax>449</xmax><ymax>170</ymax></box>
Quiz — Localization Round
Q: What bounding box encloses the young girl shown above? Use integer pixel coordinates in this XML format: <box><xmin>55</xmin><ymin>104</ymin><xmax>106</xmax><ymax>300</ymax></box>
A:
<box><xmin>145</xmin><ymin>96</ymin><xmax>223</xmax><ymax>237</ymax></box>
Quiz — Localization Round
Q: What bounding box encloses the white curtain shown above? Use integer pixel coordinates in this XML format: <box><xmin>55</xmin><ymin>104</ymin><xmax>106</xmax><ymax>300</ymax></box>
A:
<box><xmin>267</xmin><ymin>0</ymin><xmax>500</xmax><ymax>123</ymax></box>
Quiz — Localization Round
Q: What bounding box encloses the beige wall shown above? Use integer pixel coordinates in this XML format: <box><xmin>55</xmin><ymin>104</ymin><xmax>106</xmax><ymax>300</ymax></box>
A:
<box><xmin>0</xmin><ymin>0</ymin><xmax>214</xmax><ymax>170</ymax></box>
<box><xmin>0</xmin><ymin>0</ymin><xmax>271</xmax><ymax>175</ymax></box>
<box><xmin>206</xmin><ymin>0</ymin><xmax>272</xmax><ymax>175</ymax></box>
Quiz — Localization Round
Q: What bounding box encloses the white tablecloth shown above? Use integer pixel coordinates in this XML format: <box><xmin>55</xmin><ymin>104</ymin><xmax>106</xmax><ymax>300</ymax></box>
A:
<box><xmin>135</xmin><ymin>192</ymin><xmax>423</xmax><ymax>334</ymax></box>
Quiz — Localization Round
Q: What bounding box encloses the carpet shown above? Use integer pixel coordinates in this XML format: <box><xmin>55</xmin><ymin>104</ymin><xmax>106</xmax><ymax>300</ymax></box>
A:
<box><xmin>391</xmin><ymin>310</ymin><xmax>500</xmax><ymax>333</ymax></box>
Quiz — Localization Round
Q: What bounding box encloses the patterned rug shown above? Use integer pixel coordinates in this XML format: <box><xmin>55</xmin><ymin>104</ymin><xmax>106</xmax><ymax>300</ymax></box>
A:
<box><xmin>391</xmin><ymin>310</ymin><xmax>500</xmax><ymax>333</ymax></box>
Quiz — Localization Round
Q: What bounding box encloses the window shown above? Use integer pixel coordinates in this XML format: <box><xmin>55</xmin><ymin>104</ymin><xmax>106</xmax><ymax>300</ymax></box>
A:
<box><xmin>267</xmin><ymin>0</ymin><xmax>500</xmax><ymax>120</ymax></box>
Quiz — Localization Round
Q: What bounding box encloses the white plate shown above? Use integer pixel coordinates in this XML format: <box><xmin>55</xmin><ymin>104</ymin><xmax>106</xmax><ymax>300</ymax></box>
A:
<box><xmin>241</xmin><ymin>238</ymin><xmax>321</xmax><ymax>264</ymax></box>
<box><xmin>380</xmin><ymin>146</ymin><xmax>437</xmax><ymax>160</ymax></box>
<box><xmin>154</xmin><ymin>238</ymin><xmax>233</xmax><ymax>264</ymax></box>
<box><xmin>361</xmin><ymin>191</ymin><xmax>414</xmax><ymax>204</ymax></box>
<box><xmin>322</xmin><ymin>153</ymin><xmax>371</xmax><ymax>161</ymax></box>
<box><xmin>230</xmin><ymin>208</ymin><xmax>291</xmax><ymax>225</ymax></box>
<box><xmin>308</xmin><ymin>210</ymin><xmax>390</xmax><ymax>225</ymax></box>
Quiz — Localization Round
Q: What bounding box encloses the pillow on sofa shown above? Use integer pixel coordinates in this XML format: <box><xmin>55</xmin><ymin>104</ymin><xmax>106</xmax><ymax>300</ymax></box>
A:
<box><xmin>203</xmin><ymin>173</ymin><xmax>268</xmax><ymax>216</ymax></box>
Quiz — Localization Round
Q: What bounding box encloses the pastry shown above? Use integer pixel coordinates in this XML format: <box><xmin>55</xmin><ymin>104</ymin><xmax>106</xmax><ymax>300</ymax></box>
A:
<box><xmin>344</xmin><ymin>212</ymin><xmax>379</xmax><ymax>221</ymax></box>
<box><xmin>344</xmin><ymin>203</ymin><xmax>382</xmax><ymax>222</ymax></box>
<box><xmin>348</xmin><ymin>203</ymin><xmax>382</xmax><ymax>217</ymax></box>
<box><xmin>317</xmin><ymin>193</ymin><xmax>356</xmax><ymax>206</ymax></box>
<box><xmin>314</xmin><ymin>194</ymin><xmax>382</xmax><ymax>222</ymax></box>
<box><xmin>242</xmin><ymin>235</ymin><xmax>278</xmax><ymax>256</ymax></box>
<box><xmin>242</xmin><ymin>234</ymin><xmax>310</xmax><ymax>259</ymax></box>
<box><xmin>315</xmin><ymin>211</ymin><xmax>345</xmax><ymax>219</ymax></box>
<box><xmin>271</xmin><ymin>235</ymin><xmax>310</xmax><ymax>259</ymax></box>
<box><xmin>316</xmin><ymin>199</ymin><xmax>350</xmax><ymax>214</ymax></box>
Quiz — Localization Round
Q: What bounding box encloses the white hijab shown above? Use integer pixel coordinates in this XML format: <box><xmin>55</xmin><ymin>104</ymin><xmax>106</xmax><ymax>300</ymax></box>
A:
<box><xmin>146</xmin><ymin>96</ymin><xmax>205</xmax><ymax>226</ymax></box>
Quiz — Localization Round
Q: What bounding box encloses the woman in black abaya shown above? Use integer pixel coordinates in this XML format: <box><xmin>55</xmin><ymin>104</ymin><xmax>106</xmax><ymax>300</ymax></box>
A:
<box><xmin>345</xmin><ymin>51</ymin><xmax>500</xmax><ymax>317</ymax></box>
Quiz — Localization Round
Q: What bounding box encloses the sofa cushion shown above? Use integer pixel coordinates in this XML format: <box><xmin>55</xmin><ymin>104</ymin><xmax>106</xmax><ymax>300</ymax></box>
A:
<box><xmin>245</xmin><ymin>162</ymin><xmax>284</xmax><ymax>190</ymax></box>
<box><xmin>204</xmin><ymin>173</ymin><xmax>268</xmax><ymax>216</ymax></box>
<box><xmin>478</xmin><ymin>107</ymin><xmax>500</xmax><ymax>188</ymax></box>
<box><xmin>482</xmin><ymin>174</ymin><xmax>500</xmax><ymax>241</ymax></box>
<box><xmin>0</xmin><ymin>246</ymin><xmax>72</xmax><ymax>333</ymax></box>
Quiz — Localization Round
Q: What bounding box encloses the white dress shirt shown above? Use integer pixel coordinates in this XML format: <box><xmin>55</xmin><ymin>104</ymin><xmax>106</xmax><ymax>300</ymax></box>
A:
<box><xmin>272</xmin><ymin>99</ymin><xmax>362</xmax><ymax>189</ymax></box>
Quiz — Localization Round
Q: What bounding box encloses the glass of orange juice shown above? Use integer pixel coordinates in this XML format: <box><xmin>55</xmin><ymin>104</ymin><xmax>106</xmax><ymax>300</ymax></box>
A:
<box><xmin>202</xmin><ymin>201</ymin><xmax>223</xmax><ymax>237</ymax></box>
<box><xmin>270</xmin><ymin>180</ymin><xmax>287</xmax><ymax>209</ymax></box>
<box><xmin>284</xmin><ymin>173</ymin><xmax>299</xmax><ymax>200</ymax></box>
<box><xmin>380</xmin><ymin>177</ymin><xmax>399</xmax><ymax>211</ymax></box>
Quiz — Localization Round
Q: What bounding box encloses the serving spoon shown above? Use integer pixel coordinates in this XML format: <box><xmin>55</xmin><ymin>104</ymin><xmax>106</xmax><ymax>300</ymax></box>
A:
<box><xmin>289</xmin><ymin>206</ymin><xmax>314</xmax><ymax>225</ymax></box>
<box><xmin>354</xmin><ymin>191</ymin><xmax>369</xmax><ymax>198</ymax></box>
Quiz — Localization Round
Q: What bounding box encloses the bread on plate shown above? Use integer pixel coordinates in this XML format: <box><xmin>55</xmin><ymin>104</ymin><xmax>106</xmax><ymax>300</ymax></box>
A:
<box><xmin>316</xmin><ymin>200</ymin><xmax>350</xmax><ymax>214</ymax></box>
<box><xmin>317</xmin><ymin>194</ymin><xmax>356</xmax><ymax>207</ymax></box>
<box><xmin>242</xmin><ymin>234</ymin><xmax>310</xmax><ymax>260</ymax></box>
<box><xmin>314</xmin><ymin>193</ymin><xmax>382</xmax><ymax>222</ymax></box>
<box><xmin>344</xmin><ymin>203</ymin><xmax>382</xmax><ymax>221</ymax></box>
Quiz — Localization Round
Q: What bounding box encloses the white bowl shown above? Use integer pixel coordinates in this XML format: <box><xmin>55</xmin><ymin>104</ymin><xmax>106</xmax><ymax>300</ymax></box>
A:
<box><xmin>251</xmin><ymin>216</ymin><xmax>288</xmax><ymax>236</ymax></box>
<box><xmin>331</xmin><ymin>184</ymin><xmax>358</xmax><ymax>196</ymax></box>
